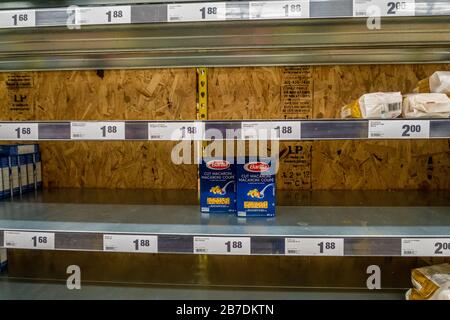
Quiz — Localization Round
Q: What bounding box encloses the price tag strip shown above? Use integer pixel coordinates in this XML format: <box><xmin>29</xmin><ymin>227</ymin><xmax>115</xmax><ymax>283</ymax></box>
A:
<box><xmin>285</xmin><ymin>238</ymin><xmax>344</xmax><ymax>256</ymax></box>
<box><xmin>4</xmin><ymin>231</ymin><xmax>55</xmax><ymax>250</ymax></box>
<box><xmin>353</xmin><ymin>0</ymin><xmax>415</xmax><ymax>17</ymax></box>
<box><xmin>168</xmin><ymin>2</ymin><xmax>227</xmax><ymax>22</ymax></box>
<box><xmin>71</xmin><ymin>122</ymin><xmax>125</xmax><ymax>140</ymax></box>
<box><xmin>76</xmin><ymin>6</ymin><xmax>131</xmax><ymax>25</ymax></box>
<box><xmin>103</xmin><ymin>234</ymin><xmax>158</xmax><ymax>253</ymax></box>
<box><xmin>0</xmin><ymin>123</ymin><xmax>39</xmax><ymax>140</ymax></box>
<box><xmin>0</xmin><ymin>10</ymin><xmax>36</xmax><ymax>28</ymax></box>
<box><xmin>368</xmin><ymin>120</ymin><xmax>430</xmax><ymax>139</ymax></box>
<box><xmin>249</xmin><ymin>1</ymin><xmax>310</xmax><ymax>20</ymax></box>
<box><xmin>402</xmin><ymin>238</ymin><xmax>450</xmax><ymax>257</ymax></box>
<box><xmin>148</xmin><ymin>122</ymin><xmax>204</xmax><ymax>140</ymax></box>
<box><xmin>194</xmin><ymin>236</ymin><xmax>251</xmax><ymax>255</ymax></box>
<box><xmin>241</xmin><ymin>121</ymin><xmax>301</xmax><ymax>140</ymax></box>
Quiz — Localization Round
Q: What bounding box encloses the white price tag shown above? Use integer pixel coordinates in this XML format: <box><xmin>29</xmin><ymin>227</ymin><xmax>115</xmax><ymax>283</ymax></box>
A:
<box><xmin>353</xmin><ymin>0</ymin><xmax>415</xmax><ymax>17</ymax></box>
<box><xmin>103</xmin><ymin>234</ymin><xmax>158</xmax><ymax>253</ymax></box>
<box><xmin>402</xmin><ymin>238</ymin><xmax>450</xmax><ymax>257</ymax></box>
<box><xmin>4</xmin><ymin>231</ymin><xmax>55</xmax><ymax>250</ymax></box>
<box><xmin>76</xmin><ymin>6</ymin><xmax>131</xmax><ymax>25</ymax></box>
<box><xmin>241</xmin><ymin>121</ymin><xmax>300</xmax><ymax>140</ymax></box>
<box><xmin>250</xmin><ymin>1</ymin><xmax>310</xmax><ymax>19</ymax></box>
<box><xmin>71</xmin><ymin>122</ymin><xmax>125</xmax><ymax>140</ymax></box>
<box><xmin>194</xmin><ymin>236</ymin><xmax>251</xmax><ymax>255</ymax></box>
<box><xmin>0</xmin><ymin>10</ymin><xmax>36</xmax><ymax>28</ymax></box>
<box><xmin>368</xmin><ymin>120</ymin><xmax>430</xmax><ymax>139</ymax></box>
<box><xmin>168</xmin><ymin>2</ymin><xmax>226</xmax><ymax>22</ymax></box>
<box><xmin>285</xmin><ymin>238</ymin><xmax>344</xmax><ymax>256</ymax></box>
<box><xmin>148</xmin><ymin>122</ymin><xmax>204</xmax><ymax>140</ymax></box>
<box><xmin>0</xmin><ymin>123</ymin><xmax>38</xmax><ymax>140</ymax></box>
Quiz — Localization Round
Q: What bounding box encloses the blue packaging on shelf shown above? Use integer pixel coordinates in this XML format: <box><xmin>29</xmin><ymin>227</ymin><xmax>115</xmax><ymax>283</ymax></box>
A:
<box><xmin>0</xmin><ymin>249</ymin><xmax>6</xmax><ymax>273</ymax></box>
<box><xmin>18</xmin><ymin>155</ymin><xmax>28</xmax><ymax>193</ymax></box>
<box><xmin>0</xmin><ymin>157</ymin><xmax>10</xmax><ymax>199</ymax></box>
<box><xmin>0</xmin><ymin>144</ymin><xmax>39</xmax><ymax>156</ymax></box>
<box><xmin>35</xmin><ymin>152</ymin><xmax>42</xmax><ymax>190</ymax></box>
<box><xmin>236</xmin><ymin>157</ymin><xmax>276</xmax><ymax>217</ymax></box>
<box><xmin>200</xmin><ymin>157</ymin><xmax>236</xmax><ymax>213</ymax></box>
<box><xmin>0</xmin><ymin>158</ymin><xmax>4</xmax><ymax>199</ymax></box>
<box><xmin>26</xmin><ymin>154</ymin><xmax>35</xmax><ymax>191</ymax></box>
<box><xmin>9</xmin><ymin>156</ymin><xmax>20</xmax><ymax>196</ymax></box>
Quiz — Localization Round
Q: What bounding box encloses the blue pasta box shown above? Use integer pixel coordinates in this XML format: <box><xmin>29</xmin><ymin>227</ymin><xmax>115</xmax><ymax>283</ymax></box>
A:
<box><xmin>35</xmin><ymin>152</ymin><xmax>42</xmax><ymax>190</ymax></box>
<box><xmin>0</xmin><ymin>144</ymin><xmax>39</xmax><ymax>156</ymax></box>
<box><xmin>200</xmin><ymin>157</ymin><xmax>236</xmax><ymax>213</ymax></box>
<box><xmin>18</xmin><ymin>155</ymin><xmax>29</xmax><ymax>193</ymax></box>
<box><xmin>1</xmin><ymin>157</ymin><xmax>11</xmax><ymax>198</ymax></box>
<box><xmin>26</xmin><ymin>154</ymin><xmax>35</xmax><ymax>191</ymax></box>
<box><xmin>0</xmin><ymin>158</ymin><xmax>4</xmax><ymax>199</ymax></box>
<box><xmin>9</xmin><ymin>156</ymin><xmax>20</xmax><ymax>196</ymax></box>
<box><xmin>236</xmin><ymin>157</ymin><xmax>276</xmax><ymax>217</ymax></box>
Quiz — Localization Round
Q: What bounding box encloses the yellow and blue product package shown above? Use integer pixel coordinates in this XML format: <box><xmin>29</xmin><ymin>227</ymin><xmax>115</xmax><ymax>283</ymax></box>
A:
<box><xmin>199</xmin><ymin>157</ymin><xmax>236</xmax><ymax>213</ymax></box>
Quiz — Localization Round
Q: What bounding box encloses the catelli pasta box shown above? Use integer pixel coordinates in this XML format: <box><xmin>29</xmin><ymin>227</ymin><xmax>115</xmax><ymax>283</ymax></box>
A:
<box><xmin>200</xmin><ymin>157</ymin><xmax>236</xmax><ymax>213</ymax></box>
<box><xmin>237</xmin><ymin>157</ymin><xmax>276</xmax><ymax>217</ymax></box>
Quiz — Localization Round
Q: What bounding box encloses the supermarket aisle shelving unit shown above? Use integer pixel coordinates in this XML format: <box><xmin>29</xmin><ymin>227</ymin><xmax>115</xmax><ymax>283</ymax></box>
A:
<box><xmin>0</xmin><ymin>0</ymin><xmax>450</xmax><ymax>299</ymax></box>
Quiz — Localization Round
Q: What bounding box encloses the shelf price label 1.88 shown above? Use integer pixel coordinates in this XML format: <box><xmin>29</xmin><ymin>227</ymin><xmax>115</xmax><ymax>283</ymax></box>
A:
<box><xmin>0</xmin><ymin>10</ymin><xmax>36</xmax><ymax>28</ymax></box>
<box><xmin>0</xmin><ymin>123</ymin><xmax>39</xmax><ymax>140</ymax></box>
<box><xmin>103</xmin><ymin>234</ymin><xmax>158</xmax><ymax>253</ymax></box>
<box><xmin>75</xmin><ymin>6</ymin><xmax>131</xmax><ymax>25</ymax></box>
<box><xmin>168</xmin><ymin>2</ymin><xmax>226</xmax><ymax>22</ymax></box>
<box><xmin>353</xmin><ymin>0</ymin><xmax>415</xmax><ymax>17</ymax></box>
<box><xmin>4</xmin><ymin>231</ymin><xmax>55</xmax><ymax>250</ymax></box>
<box><xmin>193</xmin><ymin>236</ymin><xmax>251</xmax><ymax>255</ymax></box>
<box><xmin>402</xmin><ymin>238</ymin><xmax>450</xmax><ymax>257</ymax></box>
<box><xmin>148</xmin><ymin>122</ymin><xmax>204</xmax><ymax>140</ymax></box>
<box><xmin>241</xmin><ymin>121</ymin><xmax>301</xmax><ymax>140</ymax></box>
<box><xmin>249</xmin><ymin>1</ymin><xmax>310</xmax><ymax>20</ymax></box>
<box><xmin>368</xmin><ymin>120</ymin><xmax>430</xmax><ymax>139</ymax></box>
<box><xmin>71</xmin><ymin>122</ymin><xmax>125</xmax><ymax>140</ymax></box>
<box><xmin>285</xmin><ymin>238</ymin><xmax>344</xmax><ymax>256</ymax></box>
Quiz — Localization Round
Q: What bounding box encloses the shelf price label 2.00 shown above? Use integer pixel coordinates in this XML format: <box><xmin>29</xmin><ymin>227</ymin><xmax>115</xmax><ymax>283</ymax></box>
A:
<box><xmin>285</xmin><ymin>238</ymin><xmax>344</xmax><ymax>256</ymax></box>
<box><xmin>368</xmin><ymin>120</ymin><xmax>430</xmax><ymax>139</ymax></box>
<box><xmin>4</xmin><ymin>231</ymin><xmax>55</xmax><ymax>250</ymax></box>
<box><xmin>402</xmin><ymin>238</ymin><xmax>450</xmax><ymax>257</ymax></box>
<box><xmin>0</xmin><ymin>10</ymin><xmax>36</xmax><ymax>28</ymax></box>
<box><xmin>148</xmin><ymin>122</ymin><xmax>204</xmax><ymax>140</ymax></box>
<box><xmin>249</xmin><ymin>1</ymin><xmax>310</xmax><ymax>20</ymax></box>
<box><xmin>194</xmin><ymin>236</ymin><xmax>251</xmax><ymax>255</ymax></box>
<box><xmin>0</xmin><ymin>123</ymin><xmax>39</xmax><ymax>140</ymax></box>
<box><xmin>241</xmin><ymin>121</ymin><xmax>301</xmax><ymax>140</ymax></box>
<box><xmin>353</xmin><ymin>0</ymin><xmax>415</xmax><ymax>17</ymax></box>
<box><xmin>71</xmin><ymin>122</ymin><xmax>125</xmax><ymax>140</ymax></box>
<box><xmin>103</xmin><ymin>234</ymin><xmax>158</xmax><ymax>253</ymax></box>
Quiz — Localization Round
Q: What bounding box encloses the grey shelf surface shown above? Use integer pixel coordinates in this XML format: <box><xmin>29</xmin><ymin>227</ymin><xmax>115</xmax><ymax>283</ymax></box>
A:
<box><xmin>0</xmin><ymin>119</ymin><xmax>449</xmax><ymax>141</ymax></box>
<box><xmin>0</xmin><ymin>276</ymin><xmax>405</xmax><ymax>300</ymax></box>
<box><xmin>0</xmin><ymin>189</ymin><xmax>449</xmax><ymax>256</ymax></box>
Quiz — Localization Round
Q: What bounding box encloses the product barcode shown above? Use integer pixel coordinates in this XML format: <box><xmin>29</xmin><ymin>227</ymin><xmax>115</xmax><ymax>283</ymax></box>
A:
<box><xmin>72</xmin><ymin>134</ymin><xmax>83</xmax><ymax>138</ymax></box>
<box><xmin>287</xmin><ymin>250</ymin><xmax>300</xmax><ymax>254</ymax></box>
<box><xmin>196</xmin><ymin>249</ymin><xmax>207</xmax><ymax>253</ymax></box>
<box><xmin>371</xmin><ymin>133</ymin><xmax>382</xmax><ymax>137</ymax></box>
<box><xmin>105</xmin><ymin>246</ymin><xmax>115</xmax><ymax>250</ymax></box>
<box><xmin>171</xmin><ymin>17</ymin><xmax>181</xmax><ymax>21</ymax></box>
<box><xmin>150</xmin><ymin>135</ymin><xmax>162</xmax><ymax>139</ymax></box>
<box><xmin>388</xmin><ymin>102</ymin><xmax>401</xmax><ymax>111</ymax></box>
<box><xmin>403</xmin><ymin>250</ymin><xmax>416</xmax><ymax>255</ymax></box>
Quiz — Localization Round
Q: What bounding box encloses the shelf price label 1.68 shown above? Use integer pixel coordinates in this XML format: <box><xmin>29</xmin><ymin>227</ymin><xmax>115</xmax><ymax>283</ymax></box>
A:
<box><xmin>249</xmin><ymin>1</ymin><xmax>310</xmax><ymax>20</ymax></box>
<box><xmin>285</xmin><ymin>238</ymin><xmax>344</xmax><ymax>256</ymax></box>
<box><xmin>148</xmin><ymin>122</ymin><xmax>204</xmax><ymax>140</ymax></box>
<box><xmin>0</xmin><ymin>10</ymin><xmax>36</xmax><ymax>28</ymax></box>
<box><xmin>353</xmin><ymin>0</ymin><xmax>415</xmax><ymax>17</ymax></box>
<box><xmin>71</xmin><ymin>122</ymin><xmax>125</xmax><ymax>140</ymax></box>
<box><xmin>168</xmin><ymin>2</ymin><xmax>226</xmax><ymax>22</ymax></box>
<box><xmin>76</xmin><ymin>6</ymin><xmax>131</xmax><ymax>25</ymax></box>
<box><xmin>368</xmin><ymin>120</ymin><xmax>430</xmax><ymax>139</ymax></box>
<box><xmin>4</xmin><ymin>231</ymin><xmax>55</xmax><ymax>250</ymax></box>
<box><xmin>103</xmin><ymin>234</ymin><xmax>158</xmax><ymax>253</ymax></box>
<box><xmin>241</xmin><ymin>121</ymin><xmax>301</xmax><ymax>140</ymax></box>
<box><xmin>193</xmin><ymin>236</ymin><xmax>251</xmax><ymax>255</ymax></box>
<box><xmin>402</xmin><ymin>238</ymin><xmax>450</xmax><ymax>257</ymax></box>
<box><xmin>0</xmin><ymin>123</ymin><xmax>39</xmax><ymax>140</ymax></box>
